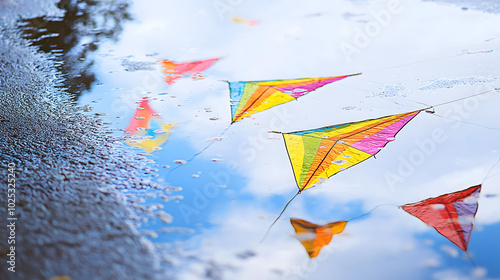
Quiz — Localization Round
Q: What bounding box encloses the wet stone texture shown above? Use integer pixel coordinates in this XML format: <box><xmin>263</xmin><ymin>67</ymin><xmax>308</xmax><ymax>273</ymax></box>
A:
<box><xmin>0</xmin><ymin>3</ymin><xmax>165</xmax><ymax>280</ymax></box>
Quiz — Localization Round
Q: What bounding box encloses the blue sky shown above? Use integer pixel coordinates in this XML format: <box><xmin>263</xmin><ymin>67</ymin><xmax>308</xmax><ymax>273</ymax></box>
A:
<box><xmin>78</xmin><ymin>0</ymin><xmax>500</xmax><ymax>279</ymax></box>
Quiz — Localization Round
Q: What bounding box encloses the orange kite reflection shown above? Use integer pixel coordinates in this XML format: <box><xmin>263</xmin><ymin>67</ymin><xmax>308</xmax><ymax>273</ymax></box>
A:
<box><xmin>124</xmin><ymin>97</ymin><xmax>174</xmax><ymax>153</ymax></box>
<box><xmin>290</xmin><ymin>218</ymin><xmax>347</xmax><ymax>258</ymax></box>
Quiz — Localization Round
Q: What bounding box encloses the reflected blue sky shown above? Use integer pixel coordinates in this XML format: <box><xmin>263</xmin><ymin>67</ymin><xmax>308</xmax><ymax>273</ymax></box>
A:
<box><xmin>77</xmin><ymin>0</ymin><xmax>500</xmax><ymax>279</ymax></box>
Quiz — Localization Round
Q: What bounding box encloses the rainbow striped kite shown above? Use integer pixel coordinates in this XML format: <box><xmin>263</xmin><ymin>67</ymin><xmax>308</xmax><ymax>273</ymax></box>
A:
<box><xmin>402</xmin><ymin>185</ymin><xmax>481</xmax><ymax>251</ymax></box>
<box><xmin>283</xmin><ymin>110</ymin><xmax>421</xmax><ymax>192</ymax></box>
<box><xmin>228</xmin><ymin>73</ymin><xmax>360</xmax><ymax>123</ymax></box>
<box><xmin>124</xmin><ymin>97</ymin><xmax>174</xmax><ymax>153</ymax></box>
<box><xmin>263</xmin><ymin>110</ymin><xmax>423</xmax><ymax>233</ymax></box>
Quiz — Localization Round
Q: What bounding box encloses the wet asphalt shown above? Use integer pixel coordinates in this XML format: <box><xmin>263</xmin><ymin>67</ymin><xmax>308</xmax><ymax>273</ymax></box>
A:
<box><xmin>0</xmin><ymin>1</ymin><xmax>165</xmax><ymax>279</ymax></box>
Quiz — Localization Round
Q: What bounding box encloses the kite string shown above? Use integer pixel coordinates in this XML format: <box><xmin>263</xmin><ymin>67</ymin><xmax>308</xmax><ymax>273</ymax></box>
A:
<box><xmin>394</xmin><ymin>88</ymin><xmax>500</xmax><ymax>130</ymax></box>
<box><xmin>339</xmin><ymin>79</ymin><xmax>499</xmax><ymax>119</ymax></box>
<box><xmin>343</xmin><ymin>51</ymin><xmax>477</xmax><ymax>90</ymax></box>
<box><xmin>166</xmin><ymin>124</ymin><xmax>231</xmax><ymax>179</ymax></box>
<box><xmin>360</xmin><ymin>53</ymin><xmax>458</xmax><ymax>75</ymax></box>
<box><xmin>347</xmin><ymin>203</ymin><xmax>400</xmax><ymax>222</ymax></box>
<box><xmin>260</xmin><ymin>191</ymin><xmax>300</xmax><ymax>243</ymax></box>
<box><xmin>358</xmin><ymin>40</ymin><xmax>500</xmax><ymax>76</ymax></box>
<box><xmin>481</xmin><ymin>156</ymin><xmax>500</xmax><ymax>184</ymax></box>
<box><xmin>429</xmin><ymin>113</ymin><xmax>500</xmax><ymax>131</ymax></box>
<box><xmin>465</xmin><ymin>251</ymin><xmax>477</xmax><ymax>268</ymax></box>
<box><xmin>398</xmin><ymin>96</ymin><xmax>433</xmax><ymax>108</ymax></box>
<box><xmin>397</xmin><ymin>88</ymin><xmax>497</xmax><ymax>112</ymax></box>
<box><xmin>429</xmin><ymin>88</ymin><xmax>498</xmax><ymax>109</ymax></box>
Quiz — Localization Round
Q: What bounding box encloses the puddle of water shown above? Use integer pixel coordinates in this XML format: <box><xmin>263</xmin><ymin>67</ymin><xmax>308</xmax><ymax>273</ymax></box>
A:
<box><xmin>20</xmin><ymin>0</ymin><xmax>132</xmax><ymax>99</ymax></box>
<box><xmin>23</xmin><ymin>0</ymin><xmax>500</xmax><ymax>279</ymax></box>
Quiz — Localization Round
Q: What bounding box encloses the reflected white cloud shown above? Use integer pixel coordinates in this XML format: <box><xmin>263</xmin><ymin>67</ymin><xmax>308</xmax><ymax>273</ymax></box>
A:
<box><xmin>441</xmin><ymin>245</ymin><xmax>460</xmax><ymax>258</ymax></box>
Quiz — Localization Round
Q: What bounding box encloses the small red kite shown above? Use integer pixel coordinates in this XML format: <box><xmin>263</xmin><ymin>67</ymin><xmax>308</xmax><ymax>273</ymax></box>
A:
<box><xmin>160</xmin><ymin>58</ymin><xmax>219</xmax><ymax>85</ymax></box>
<box><xmin>402</xmin><ymin>185</ymin><xmax>481</xmax><ymax>251</ymax></box>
